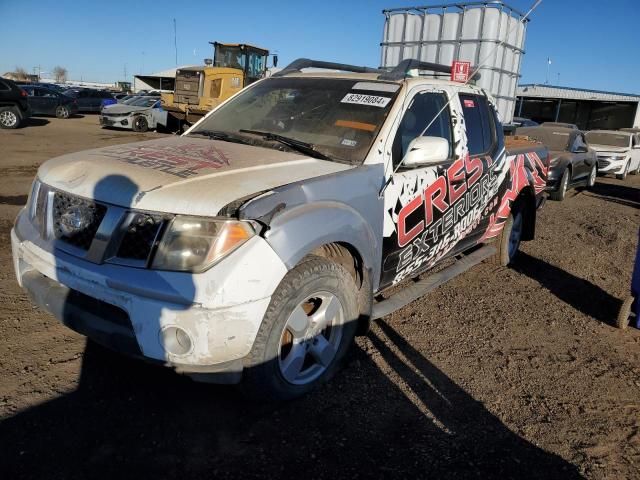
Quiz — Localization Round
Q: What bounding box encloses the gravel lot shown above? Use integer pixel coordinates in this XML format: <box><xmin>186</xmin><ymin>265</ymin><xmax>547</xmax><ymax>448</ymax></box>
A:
<box><xmin>0</xmin><ymin>115</ymin><xmax>638</xmax><ymax>479</ymax></box>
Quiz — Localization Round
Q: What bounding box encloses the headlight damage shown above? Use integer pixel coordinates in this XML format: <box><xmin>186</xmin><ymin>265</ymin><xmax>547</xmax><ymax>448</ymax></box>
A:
<box><xmin>26</xmin><ymin>179</ymin><xmax>256</xmax><ymax>273</ymax></box>
<box><xmin>151</xmin><ymin>217</ymin><xmax>255</xmax><ymax>272</ymax></box>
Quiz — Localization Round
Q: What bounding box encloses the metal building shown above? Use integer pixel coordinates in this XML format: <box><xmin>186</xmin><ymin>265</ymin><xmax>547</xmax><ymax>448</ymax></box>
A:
<box><xmin>515</xmin><ymin>84</ymin><xmax>640</xmax><ymax>130</ymax></box>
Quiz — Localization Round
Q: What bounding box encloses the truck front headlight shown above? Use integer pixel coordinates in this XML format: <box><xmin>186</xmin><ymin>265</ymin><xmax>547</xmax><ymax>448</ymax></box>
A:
<box><xmin>152</xmin><ymin>216</ymin><xmax>255</xmax><ymax>272</ymax></box>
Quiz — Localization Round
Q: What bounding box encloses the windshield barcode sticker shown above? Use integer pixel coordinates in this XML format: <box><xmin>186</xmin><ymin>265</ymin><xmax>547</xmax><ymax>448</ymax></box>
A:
<box><xmin>341</xmin><ymin>93</ymin><xmax>391</xmax><ymax>108</ymax></box>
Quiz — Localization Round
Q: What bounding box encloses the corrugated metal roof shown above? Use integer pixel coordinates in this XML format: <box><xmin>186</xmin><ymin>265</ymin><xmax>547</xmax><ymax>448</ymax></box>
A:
<box><xmin>517</xmin><ymin>84</ymin><xmax>640</xmax><ymax>102</ymax></box>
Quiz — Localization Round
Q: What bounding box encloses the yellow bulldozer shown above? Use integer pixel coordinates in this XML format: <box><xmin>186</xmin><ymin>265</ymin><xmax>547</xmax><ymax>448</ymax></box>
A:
<box><xmin>162</xmin><ymin>42</ymin><xmax>271</xmax><ymax>125</ymax></box>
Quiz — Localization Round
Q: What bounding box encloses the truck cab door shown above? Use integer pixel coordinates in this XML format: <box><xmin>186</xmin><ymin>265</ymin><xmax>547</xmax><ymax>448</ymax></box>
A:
<box><xmin>380</xmin><ymin>90</ymin><xmax>503</xmax><ymax>289</ymax></box>
<box><xmin>380</xmin><ymin>89</ymin><xmax>458</xmax><ymax>288</ymax></box>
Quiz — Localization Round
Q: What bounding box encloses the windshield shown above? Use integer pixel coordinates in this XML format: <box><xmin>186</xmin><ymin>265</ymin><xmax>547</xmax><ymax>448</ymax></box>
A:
<box><xmin>190</xmin><ymin>77</ymin><xmax>399</xmax><ymax>164</ymax></box>
<box><xmin>585</xmin><ymin>132</ymin><xmax>630</xmax><ymax>148</ymax></box>
<box><xmin>128</xmin><ymin>97</ymin><xmax>159</xmax><ymax>107</ymax></box>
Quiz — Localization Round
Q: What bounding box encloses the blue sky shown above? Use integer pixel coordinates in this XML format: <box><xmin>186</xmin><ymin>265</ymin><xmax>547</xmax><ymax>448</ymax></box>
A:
<box><xmin>0</xmin><ymin>0</ymin><xmax>637</xmax><ymax>94</ymax></box>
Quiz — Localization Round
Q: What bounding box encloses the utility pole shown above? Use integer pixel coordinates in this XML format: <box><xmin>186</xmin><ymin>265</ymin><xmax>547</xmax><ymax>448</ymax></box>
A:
<box><xmin>174</xmin><ymin>18</ymin><xmax>178</xmax><ymax>66</ymax></box>
<box><xmin>546</xmin><ymin>57</ymin><xmax>551</xmax><ymax>85</ymax></box>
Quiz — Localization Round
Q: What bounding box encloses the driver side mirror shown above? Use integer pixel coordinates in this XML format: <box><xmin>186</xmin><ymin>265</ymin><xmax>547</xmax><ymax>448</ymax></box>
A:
<box><xmin>403</xmin><ymin>136</ymin><xmax>450</xmax><ymax>167</ymax></box>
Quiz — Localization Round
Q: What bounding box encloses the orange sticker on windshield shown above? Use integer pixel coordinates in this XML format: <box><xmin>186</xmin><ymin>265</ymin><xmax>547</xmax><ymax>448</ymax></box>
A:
<box><xmin>334</xmin><ymin>120</ymin><xmax>376</xmax><ymax>132</ymax></box>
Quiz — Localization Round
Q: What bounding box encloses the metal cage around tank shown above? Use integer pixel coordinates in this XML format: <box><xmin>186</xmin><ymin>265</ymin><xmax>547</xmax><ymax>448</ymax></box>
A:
<box><xmin>380</xmin><ymin>2</ymin><xmax>529</xmax><ymax>124</ymax></box>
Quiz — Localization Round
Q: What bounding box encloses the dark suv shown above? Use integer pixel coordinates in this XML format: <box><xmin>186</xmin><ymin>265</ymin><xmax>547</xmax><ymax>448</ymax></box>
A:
<box><xmin>20</xmin><ymin>85</ymin><xmax>78</xmax><ymax>119</ymax></box>
<box><xmin>0</xmin><ymin>78</ymin><xmax>30</xmax><ymax>128</ymax></box>
<box><xmin>64</xmin><ymin>88</ymin><xmax>115</xmax><ymax>113</ymax></box>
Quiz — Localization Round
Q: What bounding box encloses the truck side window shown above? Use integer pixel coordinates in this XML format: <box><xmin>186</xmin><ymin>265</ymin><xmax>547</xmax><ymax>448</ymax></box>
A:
<box><xmin>392</xmin><ymin>92</ymin><xmax>452</xmax><ymax>168</ymax></box>
<box><xmin>459</xmin><ymin>93</ymin><xmax>494</xmax><ymax>156</ymax></box>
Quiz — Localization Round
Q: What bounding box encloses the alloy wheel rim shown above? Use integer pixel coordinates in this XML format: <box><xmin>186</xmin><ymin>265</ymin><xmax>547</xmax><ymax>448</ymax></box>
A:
<box><xmin>589</xmin><ymin>166</ymin><xmax>596</xmax><ymax>185</ymax></box>
<box><xmin>0</xmin><ymin>111</ymin><xmax>17</xmax><ymax>126</ymax></box>
<box><xmin>278</xmin><ymin>291</ymin><xmax>344</xmax><ymax>385</ymax></box>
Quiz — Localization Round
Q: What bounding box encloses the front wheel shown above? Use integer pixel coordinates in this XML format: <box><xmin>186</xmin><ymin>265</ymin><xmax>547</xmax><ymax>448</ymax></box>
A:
<box><xmin>132</xmin><ymin>115</ymin><xmax>149</xmax><ymax>132</ymax></box>
<box><xmin>587</xmin><ymin>164</ymin><xmax>597</xmax><ymax>188</ymax></box>
<box><xmin>616</xmin><ymin>162</ymin><xmax>629</xmax><ymax>180</ymax></box>
<box><xmin>549</xmin><ymin>169</ymin><xmax>569</xmax><ymax>201</ymax></box>
<box><xmin>489</xmin><ymin>209</ymin><xmax>523</xmax><ymax>266</ymax></box>
<box><xmin>55</xmin><ymin>105</ymin><xmax>70</xmax><ymax>119</ymax></box>
<box><xmin>242</xmin><ymin>257</ymin><xmax>360</xmax><ymax>401</ymax></box>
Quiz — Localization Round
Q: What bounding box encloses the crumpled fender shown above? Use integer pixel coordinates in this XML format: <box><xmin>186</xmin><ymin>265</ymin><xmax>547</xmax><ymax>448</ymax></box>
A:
<box><xmin>239</xmin><ymin>165</ymin><xmax>385</xmax><ymax>290</ymax></box>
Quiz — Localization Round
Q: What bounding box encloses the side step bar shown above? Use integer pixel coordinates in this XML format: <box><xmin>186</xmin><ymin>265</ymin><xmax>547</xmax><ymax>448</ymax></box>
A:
<box><xmin>371</xmin><ymin>245</ymin><xmax>496</xmax><ymax>320</ymax></box>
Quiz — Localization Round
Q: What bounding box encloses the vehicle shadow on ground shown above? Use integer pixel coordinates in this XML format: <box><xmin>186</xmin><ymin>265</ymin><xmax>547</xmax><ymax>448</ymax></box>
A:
<box><xmin>581</xmin><ymin>181</ymin><xmax>639</xmax><ymax>208</ymax></box>
<box><xmin>0</xmin><ymin>320</ymin><xmax>582</xmax><ymax>479</ymax></box>
<box><xmin>514</xmin><ymin>252</ymin><xmax>621</xmax><ymax>326</ymax></box>
<box><xmin>25</xmin><ymin>118</ymin><xmax>49</xmax><ymax>127</ymax></box>
<box><xmin>0</xmin><ymin>194</ymin><xmax>27</xmax><ymax>206</ymax></box>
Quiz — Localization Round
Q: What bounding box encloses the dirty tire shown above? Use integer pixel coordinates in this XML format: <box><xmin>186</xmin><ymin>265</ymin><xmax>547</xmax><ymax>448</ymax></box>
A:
<box><xmin>0</xmin><ymin>106</ymin><xmax>21</xmax><ymax>129</ymax></box>
<box><xmin>241</xmin><ymin>256</ymin><xmax>359</xmax><ymax>401</ymax></box>
<box><xmin>616</xmin><ymin>162</ymin><xmax>629</xmax><ymax>180</ymax></box>
<box><xmin>616</xmin><ymin>296</ymin><xmax>635</xmax><ymax>330</ymax></box>
<box><xmin>132</xmin><ymin>116</ymin><xmax>148</xmax><ymax>132</ymax></box>
<box><xmin>549</xmin><ymin>169</ymin><xmax>569</xmax><ymax>201</ymax></box>
<box><xmin>587</xmin><ymin>164</ymin><xmax>597</xmax><ymax>188</ymax></box>
<box><xmin>488</xmin><ymin>209</ymin><xmax>523</xmax><ymax>267</ymax></box>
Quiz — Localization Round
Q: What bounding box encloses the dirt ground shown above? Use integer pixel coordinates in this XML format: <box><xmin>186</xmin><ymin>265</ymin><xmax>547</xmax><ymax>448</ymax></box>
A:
<box><xmin>0</xmin><ymin>115</ymin><xmax>638</xmax><ymax>479</ymax></box>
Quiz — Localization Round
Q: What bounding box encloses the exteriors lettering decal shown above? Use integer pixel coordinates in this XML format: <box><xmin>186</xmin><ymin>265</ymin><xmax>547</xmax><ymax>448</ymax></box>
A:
<box><xmin>384</xmin><ymin>150</ymin><xmax>547</xmax><ymax>285</ymax></box>
<box><xmin>97</xmin><ymin>143</ymin><xmax>231</xmax><ymax>178</ymax></box>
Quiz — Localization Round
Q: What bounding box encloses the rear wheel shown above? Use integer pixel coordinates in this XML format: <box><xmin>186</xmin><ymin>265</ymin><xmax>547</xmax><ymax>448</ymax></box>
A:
<box><xmin>616</xmin><ymin>162</ymin><xmax>629</xmax><ymax>180</ymax></box>
<box><xmin>489</xmin><ymin>208</ymin><xmax>523</xmax><ymax>266</ymax></box>
<box><xmin>132</xmin><ymin>115</ymin><xmax>149</xmax><ymax>132</ymax></box>
<box><xmin>55</xmin><ymin>105</ymin><xmax>70</xmax><ymax>119</ymax></box>
<box><xmin>0</xmin><ymin>106</ymin><xmax>21</xmax><ymax>129</ymax></box>
<box><xmin>549</xmin><ymin>169</ymin><xmax>569</xmax><ymax>201</ymax></box>
<box><xmin>242</xmin><ymin>257</ymin><xmax>359</xmax><ymax>401</ymax></box>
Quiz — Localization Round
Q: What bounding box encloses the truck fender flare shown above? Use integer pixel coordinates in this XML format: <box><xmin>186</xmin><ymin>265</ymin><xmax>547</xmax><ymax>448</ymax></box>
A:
<box><xmin>263</xmin><ymin>201</ymin><xmax>380</xmax><ymax>285</ymax></box>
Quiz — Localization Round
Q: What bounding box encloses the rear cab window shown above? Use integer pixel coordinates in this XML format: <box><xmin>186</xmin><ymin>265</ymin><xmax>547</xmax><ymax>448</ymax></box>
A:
<box><xmin>459</xmin><ymin>93</ymin><xmax>496</xmax><ymax>156</ymax></box>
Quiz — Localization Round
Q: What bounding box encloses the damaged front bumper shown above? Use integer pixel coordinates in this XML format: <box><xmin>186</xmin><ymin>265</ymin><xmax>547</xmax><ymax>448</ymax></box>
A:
<box><xmin>12</xmin><ymin>211</ymin><xmax>288</xmax><ymax>383</ymax></box>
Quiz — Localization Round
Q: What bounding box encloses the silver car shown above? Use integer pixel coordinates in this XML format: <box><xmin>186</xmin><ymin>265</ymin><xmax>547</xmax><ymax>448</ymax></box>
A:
<box><xmin>99</xmin><ymin>96</ymin><xmax>167</xmax><ymax>132</ymax></box>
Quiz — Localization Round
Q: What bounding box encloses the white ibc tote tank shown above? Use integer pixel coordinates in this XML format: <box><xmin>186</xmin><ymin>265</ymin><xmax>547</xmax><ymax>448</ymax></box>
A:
<box><xmin>380</xmin><ymin>2</ymin><xmax>528</xmax><ymax>124</ymax></box>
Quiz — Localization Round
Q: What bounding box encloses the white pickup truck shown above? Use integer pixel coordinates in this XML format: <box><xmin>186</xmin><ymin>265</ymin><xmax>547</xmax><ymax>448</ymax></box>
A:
<box><xmin>12</xmin><ymin>59</ymin><xmax>548</xmax><ymax>400</ymax></box>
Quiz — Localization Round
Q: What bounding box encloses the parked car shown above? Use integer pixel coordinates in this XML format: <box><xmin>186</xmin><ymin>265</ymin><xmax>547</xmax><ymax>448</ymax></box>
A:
<box><xmin>12</xmin><ymin>58</ymin><xmax>549</xmax><ymax>400</ymax></box>
<box><xmin>113</xmin><ymin>93</ymin><xmax>130</xmax><ymax>100</ymax></box>
<box><xmin>99</xmin><ymin>96</ymin><xmax>165</xmax><ymax>132</ymax></box>
<box><xmin>64</xmin><ymin>89</ymin><xmax>115</xmax><ymax>112</ymax></box>
<box><xmin>585</xmin><ymin>130</ymin><xmax>640</xmax><ymax>180</ymax></box>
<box><xmin>0</xmin><ymin>78</ymin><xmax>30</xmax><ymax>128</ymax></box>
<box><xmin>513</xmin><ymin>117</ymin><xmax>538</xmax><ymax>127</ymax></box>
<box><xmin>20</xmin><ymin>85</ymin><xmax>78</xmax><ymax>119</ymax></box>
<box><xmin>542</xmin><ymin>122</ymin><xmax>578</xmax><ymax>130</ymax></box>
<box><xmin>517</xmin><ymin>126</ymin><xmax>597</xmax><ymax>200</ymax></box>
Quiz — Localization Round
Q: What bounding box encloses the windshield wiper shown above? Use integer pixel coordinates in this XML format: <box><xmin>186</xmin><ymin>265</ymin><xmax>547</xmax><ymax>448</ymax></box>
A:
<box><xmin>239</xmin><ymin>129</ymin><xmax>332</xmax><ymax>161</ymax></box>
<box><xmin>188</xmin><ymin>129</ymin><xmax>252</xmax><ymax>145</ymax></box>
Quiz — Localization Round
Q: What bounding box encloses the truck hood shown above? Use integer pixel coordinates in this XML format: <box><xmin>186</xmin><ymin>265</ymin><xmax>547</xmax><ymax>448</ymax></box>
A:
<box><xmin>589</xmin><ymin>144</ymin><xmax>629</xmax><ymax>154</ymax></box>
<box><xmin>37</xmin><ymin>136</ymin><xmax>353</xmax><ymax>216</ymax></box>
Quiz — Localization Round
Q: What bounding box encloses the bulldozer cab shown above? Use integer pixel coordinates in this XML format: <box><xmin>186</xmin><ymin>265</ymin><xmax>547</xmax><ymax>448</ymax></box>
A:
<box><xmin>211</xmin><ymin>42</ymin><xmax>269</xmax><ymax>85</ymax></box>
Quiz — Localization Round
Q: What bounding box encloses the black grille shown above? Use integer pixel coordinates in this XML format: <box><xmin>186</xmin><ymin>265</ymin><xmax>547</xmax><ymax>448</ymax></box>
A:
<box><xmin>52</xmin><ymin>192</ymin><xmax>107</xmax><ymax>250</ymax></box>
<box><xmin>116</xmin><ymin>213</ymin><xmax>164</xmax><ymax>261</ymax></box>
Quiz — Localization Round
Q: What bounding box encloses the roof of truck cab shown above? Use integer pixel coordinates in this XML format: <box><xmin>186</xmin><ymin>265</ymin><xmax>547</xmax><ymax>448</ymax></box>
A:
<box><xmin>277</xmin><ymin>71</ymin><xmax>482</xmax><ymax>91</ymax></box>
